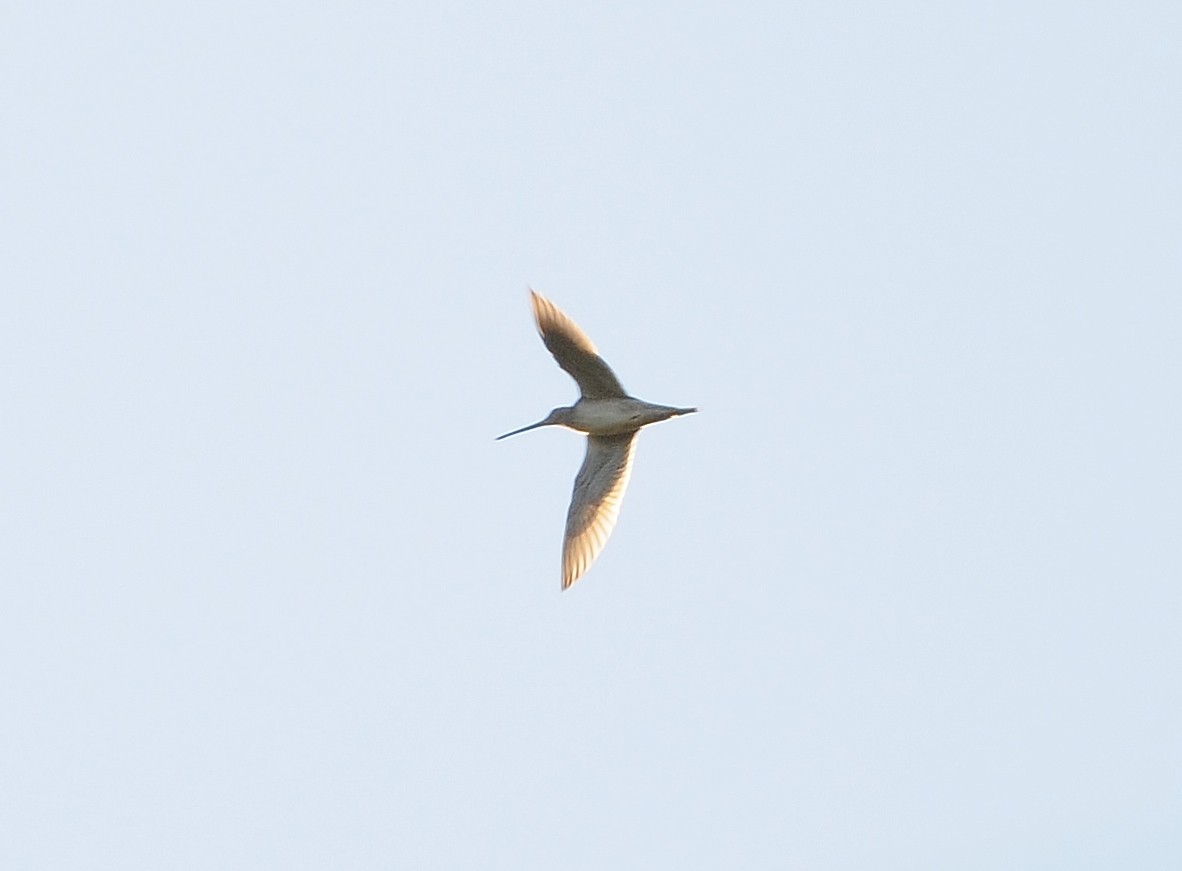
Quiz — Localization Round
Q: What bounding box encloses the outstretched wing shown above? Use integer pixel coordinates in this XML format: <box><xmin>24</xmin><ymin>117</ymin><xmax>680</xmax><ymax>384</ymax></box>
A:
<box><xmin>531</xmin><ymin>290</ymin><xmax>627</xmax><ymax>400</ymax></box>
<box><xmin>562</xmin><ymin>434</ymin><xmax>637</xmax><ymax>588</ymax></box>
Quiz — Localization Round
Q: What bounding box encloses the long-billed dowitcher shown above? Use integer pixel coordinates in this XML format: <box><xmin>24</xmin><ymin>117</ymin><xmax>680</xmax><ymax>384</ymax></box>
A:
<box><xmin>498</xmin><ymin>290</ymin><xmax>696</xmax><ymax>589</ymax></box>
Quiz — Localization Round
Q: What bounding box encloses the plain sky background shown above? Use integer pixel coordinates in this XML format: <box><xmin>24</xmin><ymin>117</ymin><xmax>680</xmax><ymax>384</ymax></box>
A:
<box><xmin>3</xmin><ymin>1</ymin><xmax>1180</xmax><ymax>868</ymax></box>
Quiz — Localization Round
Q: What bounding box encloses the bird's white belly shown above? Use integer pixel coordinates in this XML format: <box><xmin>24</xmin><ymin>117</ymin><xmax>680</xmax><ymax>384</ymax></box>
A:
<box><xmin>568</xmin><ymin>398</ymin><xmax>677</xmax><ymax>436</ymax></box>
<box><xmin>566</xmin><ymin>399</ymin><xmax>645</xmax><ymax>435</ymax></box>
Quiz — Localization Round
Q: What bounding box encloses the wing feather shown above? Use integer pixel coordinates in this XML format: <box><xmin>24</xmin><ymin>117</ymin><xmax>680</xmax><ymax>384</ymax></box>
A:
<box><xmin>530</xmin><ymin>290</ymin><xmax>628</xmax><ymax>400</ymax></box>
<box><xmin>561</xmin><ymin>434</ymin><xmax>637</xmax><ymax>588</ymax></box>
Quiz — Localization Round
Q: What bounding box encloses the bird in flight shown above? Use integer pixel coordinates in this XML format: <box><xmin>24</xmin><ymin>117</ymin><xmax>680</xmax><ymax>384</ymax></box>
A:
<box><xmin>498</xmin><ymin>290</ymin><xmax>696</xmax><ymax>589</ymax></box>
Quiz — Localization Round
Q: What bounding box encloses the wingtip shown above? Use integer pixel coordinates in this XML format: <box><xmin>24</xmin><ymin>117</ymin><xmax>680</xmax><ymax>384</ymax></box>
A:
<box><xmin>561</xmin><ymin>563</ymin><xmax>579</xmax><ymax>590</ymax></box>
<box><xmin>528</xmin><ymin>287</ymin><xmax>549</xmax><ymax>327</ymax></box>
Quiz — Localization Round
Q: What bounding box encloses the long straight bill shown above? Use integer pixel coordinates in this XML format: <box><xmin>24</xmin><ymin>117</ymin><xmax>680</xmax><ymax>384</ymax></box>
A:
<box><xmin>495</xmin><ymin>419</ymin><xmax>551</xmax><ymax>440</ymax></box>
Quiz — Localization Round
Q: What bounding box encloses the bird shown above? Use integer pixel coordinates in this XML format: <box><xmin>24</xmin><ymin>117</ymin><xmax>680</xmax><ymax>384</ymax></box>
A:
<box><xmin>498</xmin><ymin>290</ymin><xmax>696</xmax><ymax>589</ymax></box>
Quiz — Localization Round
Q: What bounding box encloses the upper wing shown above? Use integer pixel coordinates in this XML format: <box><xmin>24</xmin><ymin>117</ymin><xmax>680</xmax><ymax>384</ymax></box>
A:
<box><xmin>561</xmin><ymin>433</ymin><xmax>637</xmax><ymax>589</ymax></box>
<box><xmin>530</xmin><ymin>290</ymin><xmax>627</xmax><ymax>400</ymax></box>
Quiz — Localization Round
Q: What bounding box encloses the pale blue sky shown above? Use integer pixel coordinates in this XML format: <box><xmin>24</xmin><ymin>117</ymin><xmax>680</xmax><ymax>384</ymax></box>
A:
<box><xmin>3</xmin><ymin>2</ymin><xmax>1180</xmax><ymax>868</ymax></box>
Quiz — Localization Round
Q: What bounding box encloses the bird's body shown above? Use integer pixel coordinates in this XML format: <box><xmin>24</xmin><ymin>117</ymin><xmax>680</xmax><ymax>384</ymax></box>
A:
<box><xmin>534</xmin><ymin>397</ymin><xmax>694</xmax><ymax>437</ymax></box>
<box><xmin>498</xmin><ymin>290</ymin><xmax>695</xmax><ymax>589</ymax></box>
